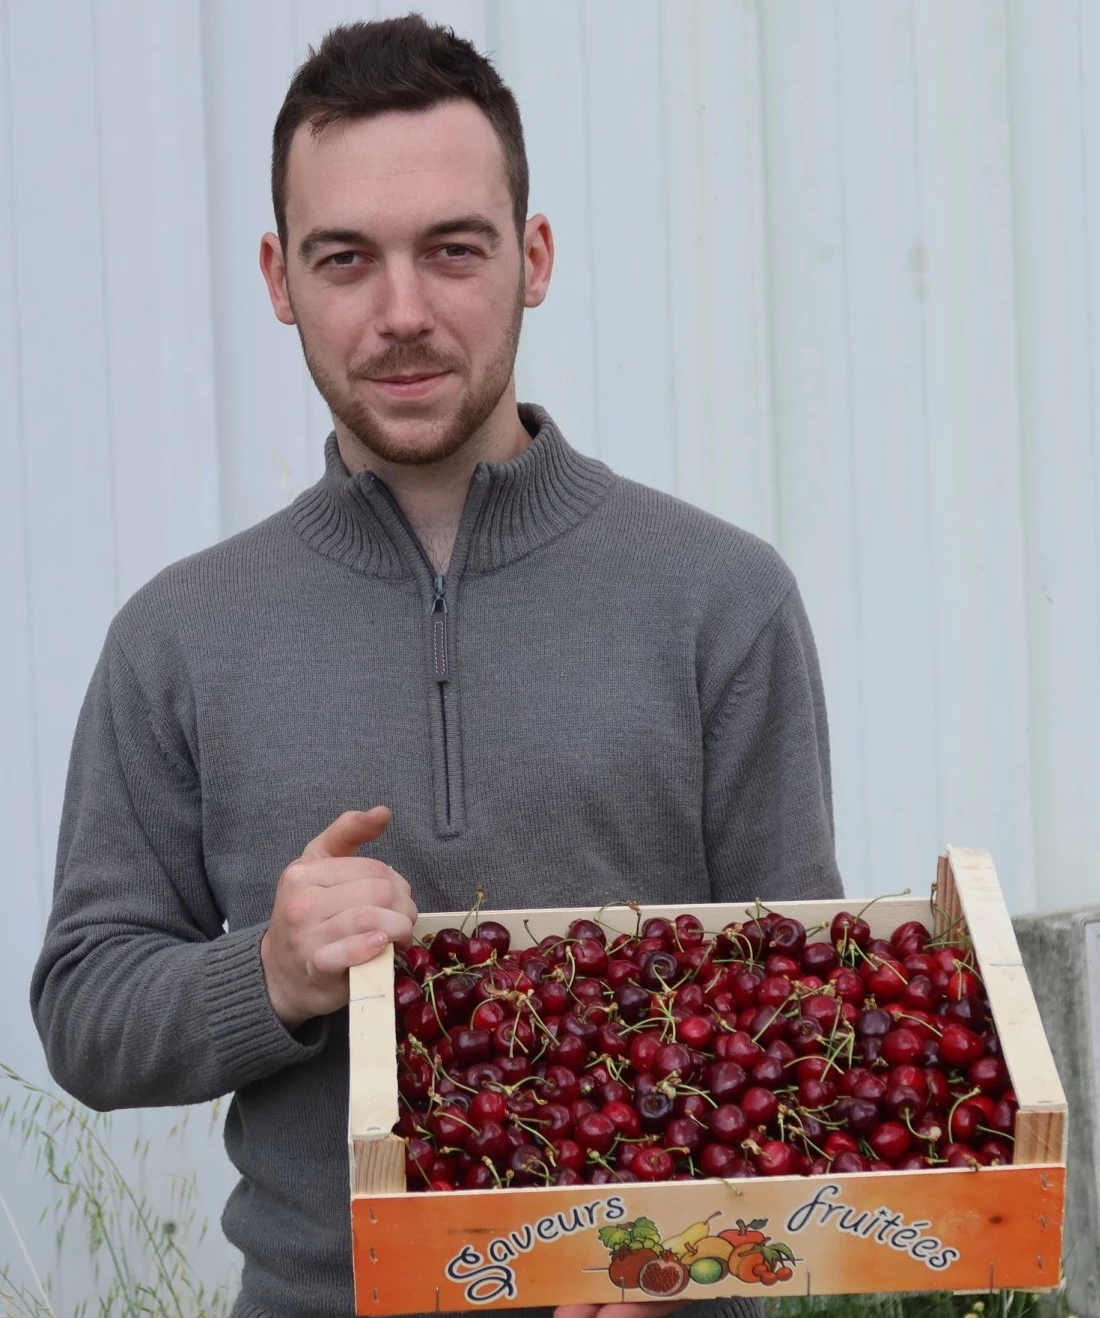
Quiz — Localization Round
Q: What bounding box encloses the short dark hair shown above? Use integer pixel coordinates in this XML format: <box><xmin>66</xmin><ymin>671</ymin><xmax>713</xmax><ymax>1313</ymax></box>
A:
<box><xmin>271</xmin><ymin>15</ymin><xmax>529</xmax><ymax>246</ymax></box>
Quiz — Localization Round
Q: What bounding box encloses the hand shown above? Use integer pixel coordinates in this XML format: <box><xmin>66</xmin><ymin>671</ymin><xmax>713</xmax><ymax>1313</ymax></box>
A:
<box><xmin>555</xmin><ymin>1305</ymin><xmax>689</xmax><ymax>1318</ymax></box>
<box><xmin>260</xmin><ymin>807</ymin><xmax>417</xmax><ymax>1029</ymax></box>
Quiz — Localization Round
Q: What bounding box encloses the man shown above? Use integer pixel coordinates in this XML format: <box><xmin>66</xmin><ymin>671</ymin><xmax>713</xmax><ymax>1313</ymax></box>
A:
<box><xmin>31</xmin><ymin>15</ymin><xmax>841</xmax><ymax>1318</ymax></box>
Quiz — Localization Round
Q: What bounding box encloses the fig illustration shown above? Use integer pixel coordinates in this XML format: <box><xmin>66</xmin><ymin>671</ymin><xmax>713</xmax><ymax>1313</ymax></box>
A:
<box><xmin>639</xmin><ymin>1256</ymin><xmax>689</xmax><ymax>1298</ymax></box>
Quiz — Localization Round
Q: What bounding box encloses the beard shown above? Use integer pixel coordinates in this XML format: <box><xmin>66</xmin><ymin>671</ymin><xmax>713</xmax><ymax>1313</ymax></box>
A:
<box><xmin>296</xmin><ymin>281</ymin><xmax>526</xmax><ymax>467</ymax></box>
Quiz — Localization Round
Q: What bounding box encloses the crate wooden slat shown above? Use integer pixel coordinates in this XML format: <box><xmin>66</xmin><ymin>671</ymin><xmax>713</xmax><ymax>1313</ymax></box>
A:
<box><xmin>942</xmin><ymin>847</ymin><xmax>1068</xmax><ymax>1165</ymax></box>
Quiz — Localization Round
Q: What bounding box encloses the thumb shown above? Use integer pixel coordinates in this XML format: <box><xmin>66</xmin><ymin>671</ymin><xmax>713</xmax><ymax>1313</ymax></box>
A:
<box><xmin>301</xmin><ymin>807</ymin><xmax>393</xmax><ymax>860</ymax></box>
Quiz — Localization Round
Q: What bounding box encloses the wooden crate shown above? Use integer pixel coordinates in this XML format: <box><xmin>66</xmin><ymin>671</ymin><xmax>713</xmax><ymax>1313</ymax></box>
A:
<box><xmin>349</xmin><ymin>848</ymin><xmax>1067</xmax><ymax>1313</ymax></box>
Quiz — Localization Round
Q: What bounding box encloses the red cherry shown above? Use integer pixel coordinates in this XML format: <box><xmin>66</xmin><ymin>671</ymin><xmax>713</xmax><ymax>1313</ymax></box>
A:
<box><xmin>729</xmin><ymin>968</ymin><xmax>765</xmax><ymax>1007</ymax></box>
<box><xmin>880</xmin><ymin>1027</ymin><xmax>924</xmax><ymax>1067</ymax></box>
<box><xmin>706</xmin><ymin>1061</ymin><xmax>748</xmax><ymax>1103</ymax></box>
<box><xmin>574</xmin><ymin>1112</ymin><xmax>615</xmax><ymax>1155</ymax></box>
<box><xmin>864</xmin><ymin>958</ymin><xmax>909</xmax><ymax>1002</ymax></box>
<box><xmin>470</xmin><ymin>1089</ymin><xmax>508</xmax><ymax>1125</ymax></box>
<box><xmin>633</xmin><ymin>1146</ymin><xmax>676</xmax><ymax>1181</ymax></box>
<box><xmin>674</xmin><ymin>913</ymin><xmax>706</xmax><ymax>949</ymax></box>
<box><xmin>715</xmin><ymin>1030</ymin><xmax>764</xmax><ymax>1067</ymax></box>
<box><xmin>868</xmin><ymin>1120</ymin><xmax>910</xmax><ymax>1162</ymax></box>
<box><xmin>946</xmin><ymin>968</ymin><xmax>982</xmax><ymax>1002</ymax></box>
<box><xmin>567</xmin><ymin>918</ymin><xmax>605</xmax><ymax>945</ymax></box>
<box><xmin>969</xmin><ymin>1055</ymin><xmax>1008</xmax><ymax>1096</ymax></box>
<box><xmin>831</xmin><ymin>1150</ymin><xmax>870</xmax><ymax>1173</ymax></box>
<box><xmin>474</xmin><ymin>921</ymin><xmax>511</xmax><ymax>956</ymax></box>
<box><xmin>654</xmin><ymin>1042</ymin><xmax>694</xmax><ymax>1080</ymax></box>
<box><xmin>430</xmin><ymin>927</ymin><xmax>469</xmax><ymax>965</ymax></box>
<box><xmin>799</xmin><ymin>1076</ymin><xmax>838</xmax><ymax>1109</ymax></box>
<box><xmin>602</xmin><ymin>1100</ymin><xmax>642</xmax><ymax>1138</ymax></box>
<box><xmin>940</xmin><ymin>1024</ymin><xmax>986</xmax><ymax>1066</ymax></box>
<box><xmin>401</xmin><ymin>944</ymin><xmax>434</xmax><ymax>981</ymax></box>
<box><xmin>700</xmin><ymin>1142</ymin><xmax>747</xmax><ymax>1178</ymax></box>
<box><xmin>552</xmin><ymin>1138</ymin><xmax>585</xmax><ymax>1171</ymax></box>
<box><xmin>708</xmin><ymin>1103</ymin><xmax>750</xmax><ymax>1145</ymax></box>
<box><xmin>947</xmin><ymin>1102</ymin><xmax>983</xmax><ymax>1142</ymax></box>
<box><xmin>740</xmin><ymin>1087</ymin><xmax>779</xmax><ymax>1126</ymax></box>
<box><xmin>755</xmin><ymin>1139</ymin><xmax>797</xmax><ymax>1175</ymax></box>
<box><xmin>676</xmin><ymin>1014</ymin><xmax>716</xmax><ymax>1049</ymax></box>
<box><xmin>640</xmin><ymin>917</ymin><xmax>675</xmax><ymax>947</ymax></box>
<box><xmin>830</xmin><ymin>911</ymin><xmax>871</xmax><ymax>953</ymax></box>
<box><xmin>666</xmin><ymin>1115</ymin><xmax>705</xmax><ymax>1153</ymax></box>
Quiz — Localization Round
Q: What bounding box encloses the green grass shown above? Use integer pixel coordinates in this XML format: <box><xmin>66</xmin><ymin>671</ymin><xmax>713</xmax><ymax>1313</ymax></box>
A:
<box><xmin>769</xmin><ymin>1291</ymin><xmax>1069</xmax><ymax>1318</ymax></box>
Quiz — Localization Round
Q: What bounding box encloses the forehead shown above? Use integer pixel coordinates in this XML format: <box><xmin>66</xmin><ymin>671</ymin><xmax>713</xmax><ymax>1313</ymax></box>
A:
<box><xmin>283</xmin><ymin>100</ymin><xmax>512</xmax><ymax>238</ymax></box>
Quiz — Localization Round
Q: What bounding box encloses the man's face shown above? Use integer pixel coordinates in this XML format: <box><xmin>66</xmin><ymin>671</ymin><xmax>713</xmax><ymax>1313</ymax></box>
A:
<box><xmin>262</xmin><ymin>100</ymin><xmax>549</xmax><ymax>466</ymax></box>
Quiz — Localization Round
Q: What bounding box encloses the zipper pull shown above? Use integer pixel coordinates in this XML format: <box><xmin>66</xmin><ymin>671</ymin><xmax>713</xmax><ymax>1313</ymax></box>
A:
<box><xmin>431</xmin><ymin>575</ymin><xmax>450</xmax><ymax>682</ymax></box>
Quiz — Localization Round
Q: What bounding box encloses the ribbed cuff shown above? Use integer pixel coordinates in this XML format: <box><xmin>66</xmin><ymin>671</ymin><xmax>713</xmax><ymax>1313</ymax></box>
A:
<box><xmin>204</xmin><ymin>923</ymin><xmax>329</xmax><ymax>1090</ymax></box>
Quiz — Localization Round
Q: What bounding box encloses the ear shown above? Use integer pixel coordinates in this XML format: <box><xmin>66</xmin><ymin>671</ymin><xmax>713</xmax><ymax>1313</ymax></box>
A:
<box><xmin>522</xmin><ymin>214</ymin><xmax>554</xmax><ymax>309</ymax></box>
<box><xmin>260</xmin><ymin>232</ymin><xmax>297</xmax><ymax>325</ymax></box>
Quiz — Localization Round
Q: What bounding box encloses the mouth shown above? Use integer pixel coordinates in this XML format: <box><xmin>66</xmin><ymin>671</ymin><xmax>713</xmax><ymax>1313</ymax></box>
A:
<box><xmin>368</xmin><ymin>371</ymin><xmax>451</xmax><ymax>401</ymax></box>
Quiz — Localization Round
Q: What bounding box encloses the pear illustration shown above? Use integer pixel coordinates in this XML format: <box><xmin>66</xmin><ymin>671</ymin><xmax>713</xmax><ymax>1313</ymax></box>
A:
<box><xmin>662</xmin><ymin>1211</ymin><xmax>720</xmax><ymax>1260</ymax></box>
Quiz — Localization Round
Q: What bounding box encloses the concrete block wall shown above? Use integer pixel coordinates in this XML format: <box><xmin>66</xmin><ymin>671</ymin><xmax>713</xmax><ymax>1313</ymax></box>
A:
<box><xmin>1014</xmin><ymin>906</ymin><xmax>1100</xmax><ymax>1317</ymax></box>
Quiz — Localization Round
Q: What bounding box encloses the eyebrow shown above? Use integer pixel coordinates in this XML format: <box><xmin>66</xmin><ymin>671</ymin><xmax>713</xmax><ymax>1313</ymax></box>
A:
<box><xmin>297</xmin><ymin>215</ymin><xmax>504</xmax><ymax>264</ymax></box>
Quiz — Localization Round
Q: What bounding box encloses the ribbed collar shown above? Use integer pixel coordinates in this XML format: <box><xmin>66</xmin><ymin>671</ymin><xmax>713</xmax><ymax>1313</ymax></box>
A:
<box><xmin>290</xmin><ymin>404</ymin><xmax>614</xmax><ymax>579</ymax></box>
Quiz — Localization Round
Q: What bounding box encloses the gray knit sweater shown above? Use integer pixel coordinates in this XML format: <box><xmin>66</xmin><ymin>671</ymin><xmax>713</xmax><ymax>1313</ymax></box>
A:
<box><xmin>31</xmin><ymin>405</ymin><xmax>841</xmax><ymax>1318</ymax></box>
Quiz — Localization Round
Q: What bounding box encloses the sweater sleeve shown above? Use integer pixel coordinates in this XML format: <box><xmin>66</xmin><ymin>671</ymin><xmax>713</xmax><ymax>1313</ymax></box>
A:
<box><xmin>702</xmin><ymin>583</ymin><xmax>844</xmax><ymax>903</ymax></box>
<box><xmin>29</xmin><ymin>632</ymin><xmax>328</xmax><ymax>1111</ymax></box>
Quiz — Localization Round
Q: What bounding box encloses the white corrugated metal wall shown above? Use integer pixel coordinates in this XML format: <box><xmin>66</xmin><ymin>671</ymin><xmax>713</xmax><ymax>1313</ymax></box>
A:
<box><xmin>2</xmin><ymin>0</ymin><xmax>1097</xmax><ymax>1303</ymax></box>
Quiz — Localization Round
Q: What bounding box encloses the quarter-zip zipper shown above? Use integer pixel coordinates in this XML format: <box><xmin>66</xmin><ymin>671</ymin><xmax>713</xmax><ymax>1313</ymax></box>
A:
<box><xmin>431</xmin><ymin>575</ymin><xmax>450</xmax><ymax>682</ymax></box>
<box><xmin>369</xmin><ymin>477</ymin><xmax>465</xmax><ymax>836</ymax></box>
<box><xmin>431</xmin><ymin>574</ymin><xmax>454</xmax><ymax>827</ymax></box>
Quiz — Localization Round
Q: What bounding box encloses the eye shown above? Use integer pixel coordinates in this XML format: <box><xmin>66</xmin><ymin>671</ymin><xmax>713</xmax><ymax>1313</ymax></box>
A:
<box><xmin>327</xmin><ymin>251</ymin><xmax>360</xmax><ymax>267</ymax></box>
<box><xmin>440</xmin><ymin>244</ymin><xmax>476</xmax><ymax>258</ymax></box>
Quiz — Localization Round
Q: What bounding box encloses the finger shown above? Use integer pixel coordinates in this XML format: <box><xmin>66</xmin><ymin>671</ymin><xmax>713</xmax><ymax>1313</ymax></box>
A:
<box><xmin>301</xmin><ymin>807</ymin><xmax>392</xmax><ymax>861</ymax></box>
<box><xmin>315</xmin><ymin>892</ymin><xmax>418</xmax><ymax>939</ymax></box>
<box><xmin>554</xmin><ymin>1307</ymin><xmax>601</xmax><ymax>1318</ymax></box>
<box><xmin>317</xmin><ymin>929</ymin><xmax>390</xmax><ymax>973</ymax></box>
<box><xmin>289</xmin><ymin>865</ymin><xmax>418</xmax><ymax>922</ymax></box>
<box><xmin>589</xmin><ymin>1304</ymin><xmax>690</xmax><ymax>1318</ymax></box>
<box><xmin>311</xmin><ymin>910</ymin><xmax>416</xmax><ymax>974</ymax></box>
<box><xmin>290</xmin><ymin>856</ymin><xmax>411</xmax><ymax>897</ymax></box>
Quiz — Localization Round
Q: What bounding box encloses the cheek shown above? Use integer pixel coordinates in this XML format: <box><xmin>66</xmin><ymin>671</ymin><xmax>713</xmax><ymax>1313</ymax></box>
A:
<box><xmin>300</xmin><ymin>293</ymin><xmax>370</xmax><ymax>361</ymax></box>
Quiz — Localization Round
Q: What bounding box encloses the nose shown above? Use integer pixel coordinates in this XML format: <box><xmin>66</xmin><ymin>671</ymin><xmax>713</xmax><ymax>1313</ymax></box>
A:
<box><xmin>376</xmin><ymin>259</ymin><xmax>434</xmax><ymax>340</ymax></box>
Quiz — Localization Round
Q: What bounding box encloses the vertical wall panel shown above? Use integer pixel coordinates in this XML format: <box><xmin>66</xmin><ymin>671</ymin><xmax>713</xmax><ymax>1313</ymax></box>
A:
<box><xmin>1008</xmin><ymin>0</ymin><xmax>1100</xmax><ymax>910</ymax></box>
<box><xmin>576</xmin><ymin>0</ymin><xmax>676</xmax><ymax>486</ymax></box>
<box><xmin>758</xmin><ymin>0</ymin><xmax>867</xmax><ymax>895</ymax></box>
<box><xmin>0</xmin><ymin>0</ymin><xmax>59</xmax><ymax>1307</ymax></box>
<box><xmin>503</xmin><ymin>0</ymin><xmax>600</xmax><ymax>457</ymax></box>
<box><xmin>200</xmin><ymin>0</ymin><xmax>320</xmax><ymax>531</ymax></box>
<box><xmin>94</xmin><ymin>0</ymin><xmax>221</xmax><ymax>601</ymax></box>
<box><xmin>913</xmin><ymin>0</ymin><xmax>1036</xmax><ymax>910</ymax></box>
<box><xmin>660</xmin><ymin>0</ymin><xmax>776</xmax><ymax>540</ymax></box>
<box><xmin>834</xmin><ymin>0</ymin><xmax>941</xmax><ymax>894</ymax></box>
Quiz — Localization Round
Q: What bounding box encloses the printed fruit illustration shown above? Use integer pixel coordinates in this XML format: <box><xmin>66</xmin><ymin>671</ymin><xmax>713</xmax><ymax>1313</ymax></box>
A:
<box><xmin>716</xmin><ymin>1219</ymin><xmax>797</xmax><ymax>1285</ymax></box>
<box><xmin>688</xmin><ymin>1256</ymin><xmax>727</xmax><ymax>1285</ymax></box>
<box><xmin>608</xmin><ymin>1248</ymin><xmax>658</xmax><ymax>1290</ymax></box>
<box><xmin>599</xmin><ymin>1218</ymin><xmax>663</xmax><ymax>1291</ymax></box>
<box><xmin>662</xmin><ymin>1210</ymin><xmax>720</xmax><ymax>1260</ymax></box>
<box><xmin>685</xmin><ymin>1236</ymin><xmax>734</xmax><ymax>1265</ymax></box>
<box><xmin>718</xmin><ymin>1218</ymin><xmax>767</xmax><ymax>1250</ymax></box>
<box><xmin>639</xmin><ymin>1256</ymin><xmax>689</xmax><ymax>1297</ymax></box>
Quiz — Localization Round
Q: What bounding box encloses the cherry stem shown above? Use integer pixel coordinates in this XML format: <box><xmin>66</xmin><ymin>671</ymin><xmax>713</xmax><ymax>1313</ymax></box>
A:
<box><xmin>459</xmin><ymin>887</ymin><xmax>486</xmax><ymax>936</ymax></box>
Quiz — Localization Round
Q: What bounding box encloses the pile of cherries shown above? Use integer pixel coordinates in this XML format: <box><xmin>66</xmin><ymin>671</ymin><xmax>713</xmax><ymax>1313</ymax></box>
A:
<box><xmin>393</xmin><ymin>904</ymin><xmax>1015</xmax><ymax>1192</ymax></box>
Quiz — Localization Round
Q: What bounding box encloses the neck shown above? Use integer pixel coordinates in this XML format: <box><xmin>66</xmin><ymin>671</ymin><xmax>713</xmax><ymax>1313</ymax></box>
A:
<box><xmin>333</xmin><ymin>389</ymin><xmax>531</xmax><ymax>574</ymax></box>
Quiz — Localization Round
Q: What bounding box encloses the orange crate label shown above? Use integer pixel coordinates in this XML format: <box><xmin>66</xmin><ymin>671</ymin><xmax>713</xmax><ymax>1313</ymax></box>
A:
<box><xmin>352</xmin><ymin>1164</ymin><xmax>1065</xmax><ymax>1313</ymax></box>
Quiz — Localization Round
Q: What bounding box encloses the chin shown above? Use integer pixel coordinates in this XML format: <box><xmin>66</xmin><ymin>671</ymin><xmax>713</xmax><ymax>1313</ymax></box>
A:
<box><xmin>346</xmin><ymin>414</ymin><xmax>474</xmax><ymax>468</ymax></box>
